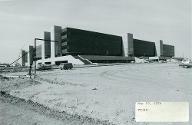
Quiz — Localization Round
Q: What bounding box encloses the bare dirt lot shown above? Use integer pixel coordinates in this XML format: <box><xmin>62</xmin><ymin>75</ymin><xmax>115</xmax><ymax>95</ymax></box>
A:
<box><xmin>1</xmin><ymin>63</ymin><xmax>192</xmax><ymax>125</ymax></box>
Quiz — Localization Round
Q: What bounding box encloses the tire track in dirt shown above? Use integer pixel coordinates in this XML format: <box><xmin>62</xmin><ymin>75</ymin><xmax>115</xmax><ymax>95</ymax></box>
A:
<box><xmin>0</xmin><ymin>91</ymin><xmax>115</xmax><ymax>125</ymax></box>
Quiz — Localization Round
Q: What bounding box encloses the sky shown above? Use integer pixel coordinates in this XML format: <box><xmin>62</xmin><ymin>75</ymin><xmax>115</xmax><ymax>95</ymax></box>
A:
<box><xmin>0</xmin><ymin>0</ymin><xmax>191</xmax><ymax>63</ymax></box>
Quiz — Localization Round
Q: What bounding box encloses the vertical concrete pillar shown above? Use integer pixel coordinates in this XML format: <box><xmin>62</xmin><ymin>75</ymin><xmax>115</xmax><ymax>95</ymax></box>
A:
<box><xmin>127</xmin><ymin>33</ymin><xmax>134</xmax><ymax>57</ymax></box>
<box><xmin>29</xmin><ymin>46</ymin><xmax>34</xmax><ymax>65</ymax></box>
<box><xmin>122</xmin><ymin>34</ymin><xmax>128</xmax><ymax>57</ymax></box>
<box><xmin>156</xmin><ymin>41</ymin><xmax>160</xmax><ymax>57</ymax></box>
<box><xmin>160</xmin><ymin>40</ymin><xmax>163</xmax><ymax>57</ymax></box>
<box><xmin>51</xmin><ymin>27</ymin><xmax>55</xmax><ymax>59</ymax></box>
<box><xmin>21</xmin><ymin>50</ymin><xmax>27</xmax><ymax>66</ymax></box>
<box><xmin>54</xmin><ymin>25</ymin><xmax>62</xmax><ymax>57</ymax></box>
<box><xmin>27</xmin><ymin>50</ymin><xmax>30</xmax><ymax>66</ymax></box>
<box><xmin>44</xmin><ymin>31</ymin><xmax>51</xmax><ymax>59</ymax></box>
<box><xmin>41</xmin><ymin>42</ymin><xmax>45</xmax><ymax>62</ymax></box>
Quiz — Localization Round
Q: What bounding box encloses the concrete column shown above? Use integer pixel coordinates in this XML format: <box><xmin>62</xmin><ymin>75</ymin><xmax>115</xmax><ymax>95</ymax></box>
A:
<box><xmin>53</xmin><ymin>25</ymin><xmax>62</xmax><ymax>57</ymax></box>
<box><xmin>29</xmin><ymin>46</ymin><xmax>34</xmax><ymax>65</ymax></box>
<box><xmin>51</xmin><ymin>27</ymin><xmax>55</xmax><ymax>59</ymax></box>
<box><xmin>160</xmin><ymin>40</ymin><xmax>163</xmax><ymax>57</ymax></box>
<box><xmin>122</xmin><ymin>34</ymin><xmax>128</xmax><ymax>57</ymax></box>
<box><xmin>21</xmin><ymin>50</ymin><xmax>26</xmax><ymax>66</ymax></box>
<box><xmin>156</xmin><ymin>41</ymin><xmax>160</xmax><ymax>57</ymax></box>
<box><xmin>127</xmin><ymin>33</ymin><xmax>134</xmax><ymax>57</ymax></box>
<box><xmin>42</xmin><ymin>43</ymin><xmax>45</xmax><ymax>62</ymax></box>
<box><xmin>44</xmin><ymin>31</ymin><xmax>51</xmax><ymax>59</ymax></box>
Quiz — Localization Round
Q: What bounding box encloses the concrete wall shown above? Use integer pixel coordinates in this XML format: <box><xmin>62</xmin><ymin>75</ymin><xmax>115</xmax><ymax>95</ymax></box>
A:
<box><xmin>21</xmin><ymin>50</ymin><xmax>28</xmax><ymax>66</ymax></box>
<box><xmin>54</xmin><ymin>25</ymin><xmax>62</xmax><ymax>57</ymax></box>
<box><xmin>29</xmin><ymin>46</ymin><xmax>34</xmax><ymax>65</ymax></box>
<box><xmin>36</xmin><ymin>55</ymin><xmax>84</xmax><ymax>65</ymax></box>
<box><xmin>127</xmin><ymin>33</ymin><xmax>134</xmax><ymax>57</ymax></box>
<box><xmin>160</xmin><ymin>40</ymin><xmax>164</xmax><ymax>56</ymax></box>
<box><xmin>44</xmin><ymin>31</ymin><xmax>51</xmax><ymax>58</ymax></box>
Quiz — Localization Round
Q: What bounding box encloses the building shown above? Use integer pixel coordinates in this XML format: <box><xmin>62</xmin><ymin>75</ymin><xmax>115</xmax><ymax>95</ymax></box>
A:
<box><xmin>33</xmin><ymin>26</ymin><xmax>134</xmax><ymax>65</ymax></box>
<box><xmin>127</xmin><ymin>33</ymin><xmax>175</xmax><ymax>59</ymax></box>
<box><xmin>23</xmin><ymin>26</ymin><xmax>176</xmax><ymax>66</ymax></box>
<box><xmin>156</xmin><ymin>40</ymin><xmax>175</xmax><ymax>58</ymax></box>
<box><xmin>60</xmin><ymin>27</ymin><xmax>123</xmax><ymax>56</ymax></box>
<box><xmin>127</xmin><ymin>33</ymin><xmax>157</xmax><ymax>57</ymax></box>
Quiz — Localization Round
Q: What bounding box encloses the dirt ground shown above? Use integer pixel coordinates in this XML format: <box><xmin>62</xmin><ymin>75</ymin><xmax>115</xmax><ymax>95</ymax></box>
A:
<box><xmin>0</xmin><ymin>76</ymin><xmax>109</xmax><ymax>125</ymax></box>
<box><xmin>1</xmin><ymin>63</ymin><xmax>192</xmax><ymax>125</ymax></box>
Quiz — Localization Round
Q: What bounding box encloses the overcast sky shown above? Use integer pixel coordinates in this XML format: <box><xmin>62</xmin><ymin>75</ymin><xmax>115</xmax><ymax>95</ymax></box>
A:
<box><xmin>0</xmin><ymin>0</ymin><xmax>191</xmax><ymax>63</ymax></box>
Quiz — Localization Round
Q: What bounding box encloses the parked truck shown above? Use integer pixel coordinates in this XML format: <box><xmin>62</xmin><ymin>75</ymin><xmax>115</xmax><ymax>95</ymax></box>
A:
<box><xmin>59</xmin><ymin>63</ymin><xmax>73</xmax><ymax>70</ymax></box>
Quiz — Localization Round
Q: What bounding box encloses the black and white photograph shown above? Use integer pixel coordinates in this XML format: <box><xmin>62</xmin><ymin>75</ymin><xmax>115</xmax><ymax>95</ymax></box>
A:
<box><xmin>0</xmin><ymin>0</ymin><xmax>191</xmax><ymax>125</ymax></box>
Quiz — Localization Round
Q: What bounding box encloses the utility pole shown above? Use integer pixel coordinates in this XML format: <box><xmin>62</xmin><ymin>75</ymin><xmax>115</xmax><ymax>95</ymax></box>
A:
<box><xmin>34</xmin><ymin>38</ymin><xmax>37</xmax><ymax>75</ymax></box>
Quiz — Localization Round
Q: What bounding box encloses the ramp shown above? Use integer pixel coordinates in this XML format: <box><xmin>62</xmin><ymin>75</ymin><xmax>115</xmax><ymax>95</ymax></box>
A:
<box><xmin>73</xmin><ymin>55</ymin><xmax>92</xmax><ymax>65</ymax></box>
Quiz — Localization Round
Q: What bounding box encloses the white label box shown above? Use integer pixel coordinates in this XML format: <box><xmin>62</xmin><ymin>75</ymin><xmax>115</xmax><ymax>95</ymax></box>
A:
<box><xmin>135</xmin><ymin>102</ymin><xmax>189</xmax><ymax>122</ymax></box>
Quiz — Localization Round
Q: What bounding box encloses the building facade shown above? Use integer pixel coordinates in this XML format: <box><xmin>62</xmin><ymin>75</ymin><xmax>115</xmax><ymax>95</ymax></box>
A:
<box><xmin>23</xmin><ymin>26</ymin><xmax>176</xmax><ymax>66</ymax></box>
<box><xmin>133</xmin><ymin>39</ymin><xmax>156</xmax><ymax>57</ymax></box>
<box><xmin>127</xmin><ymin>34</ymin><xmax>175</xmax><ymax>58</ymax></box>
<box><xmin>127</xmin><ymin>33</ymin><xmax>157</xmax><ymax>57</ymax></box>
<box><xmin>163</xmin><ymin>44</ymin><xmax>175</xmax><ymax>57</ymax></box>
<box><xmin>60</xmin><ymin>27</ymin><xmax>123</xmax><ymax>56</ymax></box>
<box><xmin>156</xmin><ymin>40</ymin><xmax>175</xmax><ymax>58</ymax></box>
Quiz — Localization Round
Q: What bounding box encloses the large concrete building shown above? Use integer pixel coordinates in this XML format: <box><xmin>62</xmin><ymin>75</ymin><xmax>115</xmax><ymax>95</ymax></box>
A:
<box><xmin>22</xmin><ymin>26</ymin><xmax>132</xmax><ymax>66</ymax></box>
<box><xmin>127</xmin><ymin>33</ymin><xmax>174</xmax><ymax>58</ymax></box>
<box><xmin>23</xmin><ymin>26</ymin><xmax>175</xmax><ymax>66</ymax></box>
